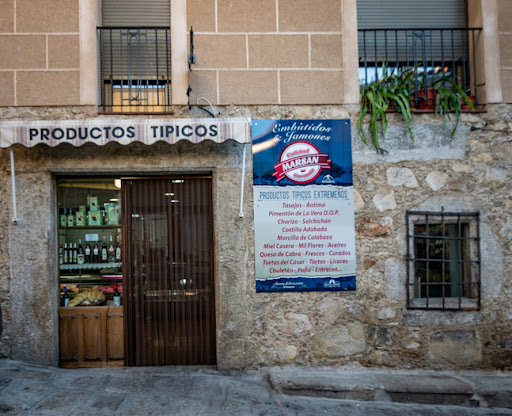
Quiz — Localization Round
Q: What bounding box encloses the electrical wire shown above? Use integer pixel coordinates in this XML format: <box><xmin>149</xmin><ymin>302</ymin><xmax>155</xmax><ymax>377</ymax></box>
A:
<box><xmin>471</xmin><ymin>124</ymin><xmax>512</xmax><ymax>133</ymax></box>
<box><xmin>196</xmin><ymin>97</ymin><xmax>216</xmax><ymax>118</ymax></box>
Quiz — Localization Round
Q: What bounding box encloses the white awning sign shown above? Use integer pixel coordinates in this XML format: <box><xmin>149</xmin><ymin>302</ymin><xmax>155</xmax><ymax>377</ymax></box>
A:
<box><xmin>0</xmin><ymin>117</ymin><xmax>251</xmax><ymax>148</ymax></box>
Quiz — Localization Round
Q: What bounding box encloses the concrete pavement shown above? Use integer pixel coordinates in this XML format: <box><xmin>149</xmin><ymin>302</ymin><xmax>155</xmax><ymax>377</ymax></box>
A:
<box><xmin>0</xmin><ymin>359</ymin><xmax>511</xmax><ymax>415</ymax></box>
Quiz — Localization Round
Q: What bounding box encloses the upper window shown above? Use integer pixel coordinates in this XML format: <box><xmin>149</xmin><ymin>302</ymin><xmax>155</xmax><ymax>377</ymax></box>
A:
<box><xmin>98</xmin><ymin>0</ymin><xmax>171</xmax><ymax>113</ymax></box>
<box><xmin>406</xmin><ymin>210</ymin><xmax>480</xmax><ymax>311</ymax></box>
<box><xmin>357</xmin><ymin>0</ymin><xmax>482</xmax><ymax>108</ymax></box>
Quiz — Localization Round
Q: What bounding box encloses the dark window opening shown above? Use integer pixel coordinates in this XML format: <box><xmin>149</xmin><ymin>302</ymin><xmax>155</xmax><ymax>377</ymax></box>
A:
<box><xmin>406</xmin><ymin>211</ymin><xmax>481</xmax><ymax>311</ymax></box>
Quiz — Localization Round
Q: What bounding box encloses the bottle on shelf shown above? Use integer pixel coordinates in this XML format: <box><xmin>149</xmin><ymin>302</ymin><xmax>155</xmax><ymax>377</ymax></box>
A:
<box><xmin>77</xmin><ymin>239</ymin><xmax>85</xmax><ymax>265</ymax></box>
<box><xmin>113</xmin><ymin>285</ymin><xmax>121</xmax><ymax>306</ymax></box>
<box><xmin>115</xmin><ymin>234</ymin><xmax>122</xmax><ymax>262</ymax></box>
<box><xmin>108</xmin><ymin>236</ymin><xmax>116</xmax><ymax>263</ymax></box>
<box><xmin>67</xmin><ymin>208</ymin><xmax>74</xmax><ymax>227</ymax></box>
<box><xmin>85</xmin><ymin>242</ymin><xmax>91</xmax><ymax>263</ymax></box>
<box><xmin>63</xmin><ymin>243</ymin><xmax>69</xmax><ymax>264</ymax></box>
<box><xmin>93</xmin><ymin>242</ymin><xmax>99</xmax><ymax>263</ymax></box>
<box><xmin>62</xmin><ymin>286</ymin><xmax>70</xmax><ymax>307</ymax></box>
<box><xmin>60</xmin><ymin>208</ymin><xmax>68</xmax><ymax>227</ymax></box>
<box><xmin>59</xmin><ymin>243</ymin><xmax>63</xmax><ymax>265</ymax></box>
<box><xmin>72</xmin><ymin>243</ymin><xmax>78</xmax><ymax>264</ymax></box>
<box><xmin>101</xmin><ymin>237</ymin><xmax>108</xmax><ymax>263</ymax></box>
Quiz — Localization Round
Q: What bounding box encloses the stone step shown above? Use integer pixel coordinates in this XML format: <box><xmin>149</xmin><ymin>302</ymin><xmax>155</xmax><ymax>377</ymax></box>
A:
<box><xmin>266</xmin><ymin>367</ymin><xmax>512</xmax><ymax>409</ymax></box>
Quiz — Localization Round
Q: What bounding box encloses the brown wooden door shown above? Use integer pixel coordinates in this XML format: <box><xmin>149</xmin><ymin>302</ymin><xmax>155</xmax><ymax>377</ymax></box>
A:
<box><xmin>122</xmin><ymin>177</ymin><xmax>215</xmax><ymax>366</ymax></box>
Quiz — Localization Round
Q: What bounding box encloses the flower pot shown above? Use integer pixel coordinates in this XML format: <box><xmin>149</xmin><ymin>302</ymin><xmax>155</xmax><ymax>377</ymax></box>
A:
<box><xmin>461</xmin><ymin>95</ymin><xmax>476</xmax><ymax>110</ymax></box>
<box><xmin>412</xmin><ymin>88</ymin><xmax>436</xmax><ymax>110</ymax></box>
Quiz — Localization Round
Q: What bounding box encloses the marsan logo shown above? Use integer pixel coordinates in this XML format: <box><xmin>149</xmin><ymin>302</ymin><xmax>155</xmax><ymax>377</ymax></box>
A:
<box><xmin>273</xmin><ymin>141</ymin><xmax>331</xmax><ymax>184</ymax></box>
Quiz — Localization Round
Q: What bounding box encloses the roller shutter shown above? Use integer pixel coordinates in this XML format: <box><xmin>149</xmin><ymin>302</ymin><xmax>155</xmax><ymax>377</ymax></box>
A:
<box><xmin>357</xmin><ymin>0</ymin><xmax>467</xmax><ymax>29</ymax></box>
<box><xmin>102</xmin><ymin>0</ymin><xmax>170</xmax><ymax>27</ymax></box>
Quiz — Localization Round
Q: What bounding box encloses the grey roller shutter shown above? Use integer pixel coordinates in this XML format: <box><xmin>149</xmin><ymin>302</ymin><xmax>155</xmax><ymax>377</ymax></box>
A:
<box><xmin>357</xmin><ymin>0</ymin><xmax>468</xmax><ymax>63</ymax></box>
<box><xmin>99</xmin><ymin>0</ymin><xmax>172</xmax><ymax>109</ymax></box>
<box><xmin>102</xmin><ymin>0</ymin><xmax>170</xmax><ymax>27</ymax></box>
<box><xmin>357</xmin><ymin>0</ymin><xmax>467</xmax><ymax>29</ymax></box>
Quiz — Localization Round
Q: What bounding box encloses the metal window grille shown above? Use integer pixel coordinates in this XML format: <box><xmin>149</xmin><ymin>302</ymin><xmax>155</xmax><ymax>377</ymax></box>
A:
<box><xmin>358</xmin><ymin>28</ymin><xmax>483</xmax><ymax>108</ymax></box>
<box><xmin>98</xmin><ymin>27</ymin><xmax>171</xmax><ymax>113</ymax></box>
<box><xmin>406</xmin><ymin>211</ymin><xmax>481</xmax><ymax>311</ymax></box>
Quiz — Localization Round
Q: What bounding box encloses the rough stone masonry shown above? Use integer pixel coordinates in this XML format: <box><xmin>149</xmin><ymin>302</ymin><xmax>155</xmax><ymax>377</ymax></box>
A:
<box><xmin>0</xmin><ymin>103</ymin><xmax>511</xmax><ymax>371</ymax></box>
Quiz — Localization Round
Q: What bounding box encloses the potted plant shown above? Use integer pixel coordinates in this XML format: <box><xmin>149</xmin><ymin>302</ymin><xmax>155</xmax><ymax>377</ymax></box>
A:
<box><xmin>460</xmin><ymin>83</ymin><xmax>484</xmax><ymax>110</ymax></box>
<box><xmin>357</xmin><ymin>66</ymin><xmax>415</xmax><ymax>154</ymax></box>
<box><xmin>434</xmin><ymin>79</ymin><xmax>477</xmax><ymax>137</ymax></box>
<box><xmin>411</xmin><ymin>69</ymin><xmax>448</xmax><ymax>110</ymax></box>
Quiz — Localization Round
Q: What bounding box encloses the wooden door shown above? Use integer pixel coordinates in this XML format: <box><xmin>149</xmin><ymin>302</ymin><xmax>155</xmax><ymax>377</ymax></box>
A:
<box><xmin>122</xmin><ymin>177</ymin><xmax>216</xmax><ymax>366</ymax></box>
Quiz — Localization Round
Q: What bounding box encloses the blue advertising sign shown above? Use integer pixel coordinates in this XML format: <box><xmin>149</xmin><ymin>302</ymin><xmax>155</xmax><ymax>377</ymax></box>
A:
<box><xmin>252</xmin><ymin>119</ymin><xmax>356</xmax><ymax>292</ymax></box>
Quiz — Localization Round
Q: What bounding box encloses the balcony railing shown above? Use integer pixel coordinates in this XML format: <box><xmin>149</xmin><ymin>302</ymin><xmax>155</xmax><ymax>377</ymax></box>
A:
<box><xmin>358</xmin><ymin>28</ymin><xmax>483</xmax><ymax>108</ymax></box>
<box><xmin>98</xmin><ymin>27</ymin><xmax>171</xmax><ymax>113</ymax></box>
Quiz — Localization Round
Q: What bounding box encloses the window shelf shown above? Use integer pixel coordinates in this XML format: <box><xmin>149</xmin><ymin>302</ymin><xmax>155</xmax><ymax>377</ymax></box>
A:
<box><xmin>59</xmin><ymin>225</ymin><xmax>120</xmax><ymax>230</ymax></box>
<box><xmin>60</xmin><ymin>262</ymin><xmax>122</xmax><ymax>271</ymax></box>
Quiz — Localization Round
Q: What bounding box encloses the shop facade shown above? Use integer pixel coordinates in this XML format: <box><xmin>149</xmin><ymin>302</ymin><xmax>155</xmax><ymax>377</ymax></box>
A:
<box><xmin>1</xmin><ymin>0</ymin><xmax>512</xmax><ymax>372</ymax></box>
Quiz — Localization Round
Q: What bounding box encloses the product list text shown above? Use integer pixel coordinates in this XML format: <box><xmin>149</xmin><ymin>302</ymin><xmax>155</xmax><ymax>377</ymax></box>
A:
<box><xmin>254</xmin><ymin>186</ymin><xmax>355</xmax><ymax>278</ymax></box>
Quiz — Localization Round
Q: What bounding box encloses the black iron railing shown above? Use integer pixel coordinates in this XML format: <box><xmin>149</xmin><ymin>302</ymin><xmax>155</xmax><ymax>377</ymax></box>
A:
<box><xmin>358</xmin><ymin>28</ymin><xmax>483</xmax><ymax>108</ymax></box>
<box><xmin>98</xmin><ymin>27</ymin><xmax>171</xmax><ymax>113</ymax></box>
<box><xmin>406</xmin><ymin>211</ymin><xmax>481</xmax><ymax>311</ymax></box>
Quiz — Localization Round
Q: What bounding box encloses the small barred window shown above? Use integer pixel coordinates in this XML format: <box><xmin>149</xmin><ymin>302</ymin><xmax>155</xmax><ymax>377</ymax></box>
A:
<box><xmin>406</xmin><ymin>211</ymin><xmax>480</xmax><ymax>311</ymax></box>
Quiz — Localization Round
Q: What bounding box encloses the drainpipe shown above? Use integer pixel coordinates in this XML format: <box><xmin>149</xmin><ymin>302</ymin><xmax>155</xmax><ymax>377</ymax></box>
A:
<box><xmin>10</xmin><ymin>149</ymin><xmax>18</xmax><ymax>224</ymax></box>
<box><xmin>239</xmin><ymin>143</ymin><xmax>246</xmax><ymax>218</ymax></box>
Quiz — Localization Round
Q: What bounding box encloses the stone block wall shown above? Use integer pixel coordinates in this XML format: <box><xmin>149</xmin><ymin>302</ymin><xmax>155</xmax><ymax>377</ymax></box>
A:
<box><xmin>237</xmin><ymin>104</ymin><xmax>512</xmax><ymax>371</ymax></box>
<box><xmin>0</xmin><ymin>103</ymin><xmax>511</xmax><ymax>371</ymax></box>
<box><xmin>0</xmin><ymin>0</ymin><xmax>81</xmax><ymax>106</ymax></box>
<box><xmin>187</xmin><ymin>0</ymin><xmax>357</xmax><ymax>105</ymax></box>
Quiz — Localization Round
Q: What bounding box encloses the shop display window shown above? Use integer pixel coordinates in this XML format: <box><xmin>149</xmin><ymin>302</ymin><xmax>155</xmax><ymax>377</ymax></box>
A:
<box><xmin>58</xmin><ymin>177</ymin><xmax>122</xmax><ymax>307</ymax></box>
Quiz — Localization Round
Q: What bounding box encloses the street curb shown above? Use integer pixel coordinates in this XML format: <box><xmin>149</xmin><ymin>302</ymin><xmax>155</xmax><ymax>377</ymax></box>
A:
<box><xmin>266</xmin><ymin>366</ymin><xmax>512</xmax><ymax>409</ymax></box>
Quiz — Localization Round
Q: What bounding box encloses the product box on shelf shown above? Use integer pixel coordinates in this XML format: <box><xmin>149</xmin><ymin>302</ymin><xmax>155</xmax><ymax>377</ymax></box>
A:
<box><xmin>88</xmin><ymin>210</ymin><xmax>103</xmax><ymax>226</ymax></box>
<box><xmin>88</xmin><ymin>196</ymin><xmax>99</xmax><ymax>212</ymax></box>
<box><xmin>105</xmin><ymin>203</ymin><xmax>119</xmax><ymax>225</ymax></box>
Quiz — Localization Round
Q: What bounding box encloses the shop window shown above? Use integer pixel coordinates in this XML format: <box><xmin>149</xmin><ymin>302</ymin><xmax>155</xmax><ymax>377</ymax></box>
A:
<box><xmin>57</xmin><ymin>177</ymin><xmax>122</xmax><ymax>307</ymax></box>
<box><xmin>406</xmin><ymin>211</ymin><xmax>480</xmax><ymax>311</ymax></box>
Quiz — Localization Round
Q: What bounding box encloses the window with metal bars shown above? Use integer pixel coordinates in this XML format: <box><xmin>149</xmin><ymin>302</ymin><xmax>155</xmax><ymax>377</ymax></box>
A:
<box><xmin>357</xmin><ymin>0</ymin><xmax>483</xmax><ymax>108</ymax></box>
<box><xmin>98</xmin><ymin>27</ymin><xmax>172</xmax><ymax>113</ymax></box>
<box><xmin>97</xmin><ymin>0</ymin><xmax>172</xmax><ymax>113</ymax></box>
<box><xmin>406</xmin><ymin>211</ymin><xmax>481</xmax><ymax>311</ymax></box>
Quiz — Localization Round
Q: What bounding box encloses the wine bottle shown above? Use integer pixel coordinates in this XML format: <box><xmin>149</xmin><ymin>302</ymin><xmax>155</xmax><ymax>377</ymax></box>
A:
<box><xmin>67</xmin><ymin>208</ymin><xmax>74</xmax><ymax>227</ymax></box>
<box><xmin>85</xmin><ymin>242</ymin><xmax>91</xmax><ymax>263</ymax></box>
<box><xmin>63</xmin><ymin>243</ymin><xmax>69</xmax><ymax>264</ymax></box>
<box><xmin>93</xmin><ymin>242</ymin><xmax>99</xmax><ymax>263</ymax></box>
<box><xmin>59</xmin><ymin>244</ymin><xmax>63</xmax><ymax>265</ymax></box>
<box><xmin>72</xmin><ymin>243</ymin><xmax>78</xmax><ymax>264</ymax></box>
<box><xmin>101</xmin><ymin>237</ymin><xmax>108</xmax><ymax>263</ymax></box>
<box><xmin>115</xmin><ymin>235</ymin><xmax>122</xmax><ymax>262</ymax></box>
<box><xmin>113</xmin><ymin>286</ymin><xmax>121</xmax><ymax>306</ymax></box>
<box><xmin>62</xmin><ymin>286</ymin><xmax>70</xmax><ymax>307</ymax></box>
<box><xmin>108</xmin><ymin>236</ymin><xmax>115</xmax><ymax>263</ymax></box>
<box><xmin>60</xmin><ymin>208</ymin><xmax>68</xmax><ymax>227</ymax></box>
<box><xmin>77</xmin><ymin>239</ymin><xmax>85</xmax><ymax>265</ymax></box>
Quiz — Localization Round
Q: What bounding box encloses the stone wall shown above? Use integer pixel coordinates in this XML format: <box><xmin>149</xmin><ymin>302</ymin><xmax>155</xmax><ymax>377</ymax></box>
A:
<box><xmin>239</xmin><ymin>104</ymin><xmax>512</xmax><ymax>371</ymax></box>
<box><xmin>0</xmin><ymin>0</ymin><xmax>81</xmax><ymax>106</ymax></box>
<box><xmin>187</xmin><ymin>0</ymin><xmax>359</xmax><ymax>105</ymax></box>
<box><xmin>0</xmin><ymin>103</ymin><xmax>511</xmax><ymax>370</ymax></box>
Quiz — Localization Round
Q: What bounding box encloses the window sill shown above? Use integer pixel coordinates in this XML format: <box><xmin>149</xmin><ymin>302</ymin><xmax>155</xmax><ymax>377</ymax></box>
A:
<box><xmin>411</xmin><ymin>107</ymin><xmax>487</xmax><ymax>114</ymax></box>
<box><xmin>98</xmin><ymin>111</ymin><xmax>175</xmax><ymax>116</ymax></box>
<box><xmin>408</xmin><ymin>297</ymin><xmax>479</xmax><ymax>311</ymax></box>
